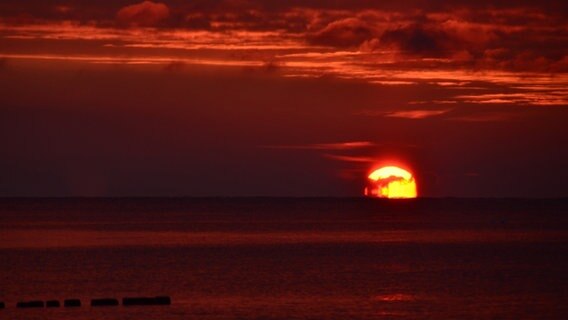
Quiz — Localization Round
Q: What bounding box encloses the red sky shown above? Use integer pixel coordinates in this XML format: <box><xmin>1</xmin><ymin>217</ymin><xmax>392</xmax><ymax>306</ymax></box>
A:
<box><xmin>0</xmin><ymin>0</ymin><xmax>567</xmax><ymax>197</ymax></box>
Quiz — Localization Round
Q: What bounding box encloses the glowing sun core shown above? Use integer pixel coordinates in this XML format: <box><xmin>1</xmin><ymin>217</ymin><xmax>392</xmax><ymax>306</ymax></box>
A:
<box><xmin>365</xmin><ymin>166</ymin><xmax>417</xmax><ymax>199</ymax></box>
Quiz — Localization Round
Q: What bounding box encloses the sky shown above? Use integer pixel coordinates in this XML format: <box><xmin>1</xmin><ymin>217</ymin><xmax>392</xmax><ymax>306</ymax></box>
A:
<box><xmin>0</xmin><ymin>0</ymin><xmax>567</xmax><ymax>197</ymax></box>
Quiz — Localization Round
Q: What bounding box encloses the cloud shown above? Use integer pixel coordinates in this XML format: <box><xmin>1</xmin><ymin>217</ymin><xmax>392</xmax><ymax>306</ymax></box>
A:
<box><xmin>262</xmin><ymin>141</ymin><xmax>376</xmax><ymax>150</ymax></box>
<box><xmin>0</xmin><ymin>1</ymin><xmax>566</xmax><ymax>75</ymax></box>
<box><xmin>308</xmin><ymin>17</ymin><xmax>378</xmax><ymax>48</ymax></box>
<box><xmin>455</xmin><ymin>93</ymin><xmax>568</xmax><ymax>106</ymax></box>
<box><xmin>54</xmin><ymin>5</ymin><xmax>73</xmax><ymax>14</ymax></box>
<box><xmin>383</xmin><ymin>109</ymin><xmax>452</xmax><ymax>119</ymax></box>
<box><xmin>304</xmin><ymin>7</ymin><xmax>567</xmax><ymax>72</ymax></box>
<box><xmin>379</xmin><ymin>24</ymin><xmax>455</xmax><ymax>57</ymax></box>
<box><xmin>184</xmin><ymin>13</ymin><xmax>211</xmax><ymax>29</ymax></box>
<box><xmin>371</xmin><ymin>175</ymin><xmax>407</xmax><ymax>186</ymax></box>
<box><xmin>356</xmin><ymin>109</ymin><xmax>452</xmax><ymax>119</ymax></box>
<box><xmin>116</xmin><ymin>1</ymin><xmax>170</xmax><ymax>27</ymax></box>
<box><xmin>324</xmin><ymin>154</ymin><xmax>375</xmax><ymax>163</ymax></box>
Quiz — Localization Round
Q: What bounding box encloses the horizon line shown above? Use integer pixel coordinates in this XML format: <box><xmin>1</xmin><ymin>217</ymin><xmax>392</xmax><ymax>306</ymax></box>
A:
<box><xmin>1</xmin><ymin>196</ymin><xmax>567</xmax><ymax>200</ymax></box>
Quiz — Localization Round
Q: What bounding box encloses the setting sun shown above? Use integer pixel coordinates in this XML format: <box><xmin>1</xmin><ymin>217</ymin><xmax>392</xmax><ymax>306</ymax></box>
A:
<box><xmin>365</xmin><ymin>166</ymin><xmax>417</xmax><ymax>199</ymax></box>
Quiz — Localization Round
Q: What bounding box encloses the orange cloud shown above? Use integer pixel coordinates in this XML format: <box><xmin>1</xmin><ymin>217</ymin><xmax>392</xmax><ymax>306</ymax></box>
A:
<box><xmin>455</xmin><ymin>93</ymin><xmax>568</xmax><ymax>106</ymax></box>
<box><xmin>308</xmin><ymin>17</ymin><xmax>378</xmax><ymax>48</ymax></box>
<box><xmin>116</xmin><ymin>1</ymin><xmax>170</xmax><ymax>27</ymax></box>
<box><xmin>383</xmin><ymin>109</ymin><xmax>451</xmax><ymax>119</ymax></box>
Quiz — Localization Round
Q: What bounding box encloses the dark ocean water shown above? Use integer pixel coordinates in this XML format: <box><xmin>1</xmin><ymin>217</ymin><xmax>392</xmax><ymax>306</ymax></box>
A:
<box><xmin>1</xmin><ymin>198</ymin><xmax>568</xmax><ymax>319</ymax></box>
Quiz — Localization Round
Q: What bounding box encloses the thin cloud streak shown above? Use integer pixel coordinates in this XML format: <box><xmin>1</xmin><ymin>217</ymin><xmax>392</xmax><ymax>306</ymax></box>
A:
<box><xmin>262</xmin><ymin>141</ymin><xmax>376</xmax><ymax>150</ymax></box>
<box><xmin>0</xmin><ymin>53</ymin><xmax>266</xmax><ymax>67</ymax></box>
<box><xmin>324</xmin><ymin>154</ymin><xmax>376</xmax><ymax>163</ymax></box>
<box><xmin>383</xmin><ymin>109</ymin><xmax>452</xmax><ymax>119</ymax></box>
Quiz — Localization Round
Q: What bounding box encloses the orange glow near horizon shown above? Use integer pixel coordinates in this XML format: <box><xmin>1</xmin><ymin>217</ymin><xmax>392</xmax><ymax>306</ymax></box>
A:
<box><xmin>365</xmin><ymin>166</ymin><xmax>417</xmax><ymax>199</ymax></box>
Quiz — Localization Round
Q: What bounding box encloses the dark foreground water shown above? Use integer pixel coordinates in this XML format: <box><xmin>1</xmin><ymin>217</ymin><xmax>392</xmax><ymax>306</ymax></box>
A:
<box><xmin>1</xmin><ymin>198</ymin><xmax>568</xmax><ymax>319</ymax></box>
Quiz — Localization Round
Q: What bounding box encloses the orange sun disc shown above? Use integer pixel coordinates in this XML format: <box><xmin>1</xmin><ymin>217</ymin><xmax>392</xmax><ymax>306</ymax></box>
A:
<box><xmin>365</xmin><ymin>166</ymin><xmax>417</xmax><ymax>198</ymax></box>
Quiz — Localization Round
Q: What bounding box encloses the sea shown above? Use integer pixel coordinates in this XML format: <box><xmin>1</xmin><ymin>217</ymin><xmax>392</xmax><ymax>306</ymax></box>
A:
<box><xmin>1</xmin><ymin>198</ymin><xmax>567</xmax><ymax>319</ymax></box>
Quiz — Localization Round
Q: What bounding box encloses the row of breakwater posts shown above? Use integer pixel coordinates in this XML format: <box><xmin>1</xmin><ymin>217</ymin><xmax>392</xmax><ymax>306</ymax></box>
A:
<box><xmin>0</xmin><ymin>296</ymin><xmax>171</xmax><ymax>309</ymax></box>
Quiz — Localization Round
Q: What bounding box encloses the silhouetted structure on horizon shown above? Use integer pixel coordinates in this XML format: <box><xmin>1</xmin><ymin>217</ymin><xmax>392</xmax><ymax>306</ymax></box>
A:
<box><xmin>16</xmin><ymin>300</ymin><xmax>44</xmax><ymax>308</ymax></box>
<box><xmin>7</xmin><ymin>295</ymin><xmax>171</xmax><ymax>309</ymax></box>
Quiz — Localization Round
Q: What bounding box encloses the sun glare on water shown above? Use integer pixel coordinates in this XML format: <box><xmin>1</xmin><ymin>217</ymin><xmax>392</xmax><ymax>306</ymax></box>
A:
<box><xmin>365</xmin><ymin>166</ymin><xmax>417</xmax><ymax>199</ymax></box>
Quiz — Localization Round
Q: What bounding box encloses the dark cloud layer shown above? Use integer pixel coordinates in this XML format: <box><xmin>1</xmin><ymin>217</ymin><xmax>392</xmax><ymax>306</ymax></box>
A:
<box><xmin>379</xmin><ymin>25</ymin><xmax>453</xmax><ymax>57</ymax></box>
<box><xmin>2</xmin><ymin>0</ymin><xmax>555</xmax><ymax>70</ymax></box>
